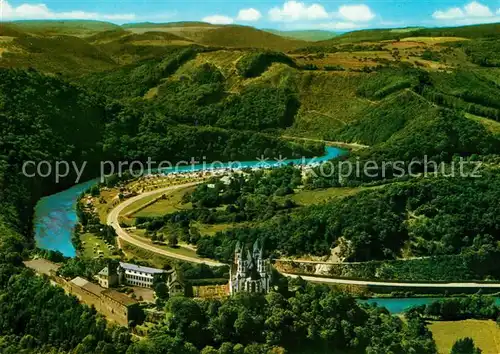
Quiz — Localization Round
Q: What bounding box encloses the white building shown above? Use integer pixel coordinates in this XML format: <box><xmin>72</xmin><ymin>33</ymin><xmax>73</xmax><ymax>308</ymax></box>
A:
<box><xmin>229</xmin><ymin>240</ymin><xmax>271</xmax><ymax>295</ymax></box>
<box><xmin>97</xmin><ymin>262</ymin><xmax>185</xmax><ymax>296</ymax></box>
<box><xmin>118</xmin><ymin>262</ymin><xmax>166</xmax><ymax>288</ymax></box>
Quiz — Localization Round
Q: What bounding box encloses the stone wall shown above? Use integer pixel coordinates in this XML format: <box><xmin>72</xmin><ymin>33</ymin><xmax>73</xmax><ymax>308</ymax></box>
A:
<box><xmin>52</xmin><ymin>276</ymin><xmax>136</xmax><ymax>326</ymax></box>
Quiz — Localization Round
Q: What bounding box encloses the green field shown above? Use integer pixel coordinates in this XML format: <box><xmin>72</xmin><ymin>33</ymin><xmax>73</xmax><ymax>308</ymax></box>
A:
<box><xmin>7</xmin><ymin>20</ymin><xmax>121</xmax><ymax>36</ymax></box>
<box><xmin>264</xmin><ymin>29</ymin><xmax>337</xmax><ymax>42</ymax></box>
<box><xmin>80</xmin><ymin>233</ymin><xmax>115</xmax><ymax>259</ymax></box>
<box><xmin>121</xmin><ymin>240</ymin><xmax>172</xmax><ymax>269</ymax></box>
<box><xmin>429</xmin><ymin>320</ymin><xmax>500</xmax><ymax>354</ymax></box>
<box><xmin>192</xmin><ymin>221</ymin><xmax>242</xmax><ymax>236</ymax></box>
<box><xmin>132</xmin><ymin>186</ymin><xmax>195</xmax><ymax>218</ymax></box>
<box><xmin>400</xmin><ymin>36</ymin><xmax>469</xmax><ymax>43</ymax></box>
<box><xmin>466</xmin><ymin>113</ymin><xmax>500</xmax><ymax>135</ymax></box>
<box><xmin>120</xmin><ymin>192</ymin><xmax>166</xmax><ymax>216</ymax></box>
<box><xmin>130</xmin><ymin>229</ymin><xmax>200</xmax><ymax>259</ymax></box>
<box><xmin>285</xmin><ymin>186</ymin><xmax>369</xmax><ymax>206</ymax></box>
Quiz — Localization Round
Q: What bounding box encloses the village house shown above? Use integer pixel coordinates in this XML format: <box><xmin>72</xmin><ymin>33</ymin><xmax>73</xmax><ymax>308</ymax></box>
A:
<box><xmin>97</xmin><ymin>261</ymin><xmax>185</xmax><ymax>296</ymax></box>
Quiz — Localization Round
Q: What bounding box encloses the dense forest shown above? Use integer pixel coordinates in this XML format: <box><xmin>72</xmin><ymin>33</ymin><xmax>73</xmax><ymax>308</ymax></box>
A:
<box><xmin>138</xmin><ymin>166</ymin><xmax>500</xmax><ymax>272</ymax></box>
<box><xmin>0</xmin><ymin>238</ymin><xmax>439</xmax><ymax>353</ymax></box>
<box><xmin>407</xmin><ymin>295</ymin><xmax>500</xmax><ymax>322</ymax></box>
<box><xmin>128</xmin><ymin>281</ymin><xmax>437</xmax><ymax>354</ymax></box>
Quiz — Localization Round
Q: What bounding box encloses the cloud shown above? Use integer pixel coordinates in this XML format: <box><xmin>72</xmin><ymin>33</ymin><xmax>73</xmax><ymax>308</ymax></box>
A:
<box><xmin>202</xmin><ymin>15</ymin><xmax>234</xmax><ymax>25</ymax></box>
<box><xmin>269</xmin><ymin>1</ymin><xmax>329</xmax><ymax>22</ymax></box>
<box><xmin>433</xmin><ymin>7</ymin><xmax>465</xmax><ymax>20</ymax></box>
<box><xmin>338</xmin><ymin>4</ymin><xmax>375</xmax><ymax>22</ymax></box>
<box><xmin>464</xmin><ymin>1</ymin><xmax>493</xmax><ymax>17</ymax></box>
<box><xmin>433</xmin><ymin>1</ymin><xmax>495</xmax><ymax>22</ymax></box>
<box><xmin>0</xmin><ymin>0</ymin><xmax>135</xmax><ymax>21</ymax></box>
<box><xmin>237</xmin><ymin>8</ymin><xmax>262</xmax><ymax>21</ymax></box>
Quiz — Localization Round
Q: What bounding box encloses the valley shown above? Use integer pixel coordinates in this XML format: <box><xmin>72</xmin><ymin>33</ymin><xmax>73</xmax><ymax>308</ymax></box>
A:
<box><xmin>1</xmin><ymin>16</ymin><xmax>500</xmax><ymax>354</ymax></box>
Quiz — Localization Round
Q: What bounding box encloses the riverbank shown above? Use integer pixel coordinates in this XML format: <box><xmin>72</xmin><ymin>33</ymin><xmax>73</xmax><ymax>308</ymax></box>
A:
<box><xmin>359</xmin><ymin>296</ymin><xmax>500</xmax><ymax>314</ymax></box>
<box><xmin>281</xmin><ymin>135</ymin><xmax>369</xmax><ymax>151</ymax></box>
<box><xmin>34</xmin><ymin>146</ymin><xmax>345</xmax><ymax>256</ymax></box>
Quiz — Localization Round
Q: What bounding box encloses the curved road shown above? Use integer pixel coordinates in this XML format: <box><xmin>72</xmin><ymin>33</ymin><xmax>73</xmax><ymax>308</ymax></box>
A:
<box><xmin>283</xmin><ymin>273</ymin><xmax>500</xmax><ymax>289</ymax></box>
<box><xmin>108</xmin><ymin>183</ymin><xmax>500</xmax><ymax>290</ymax></box>
<box><xmin>107</xmin><ymin>182</ymin><xmax>225</xmax><ymax>267</ymax></box>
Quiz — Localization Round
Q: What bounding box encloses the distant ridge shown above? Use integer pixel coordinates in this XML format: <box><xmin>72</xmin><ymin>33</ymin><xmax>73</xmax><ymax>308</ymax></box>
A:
<box><xmin>264</xmin><ymin>29</ymin><xmax>337</xmax><ymax>42</ymax></box>
<box><xmin>198</xmin><ymin>25</ymin><xmax>306</xmax><ymax>51</ymax></box>
<box><xmin>122</xmin><ymin>21</ymin><xmax>216</xmax><ymax>28</ymax></box>
<box><xmin>322</xmin><ymin>22</ymin><xmax>500</xmax><ymax>44</ymax></box>
<box><xmin>7</xmin><ymin>20</ymin><xmax>121</xmax><ymax>36</ymax></box>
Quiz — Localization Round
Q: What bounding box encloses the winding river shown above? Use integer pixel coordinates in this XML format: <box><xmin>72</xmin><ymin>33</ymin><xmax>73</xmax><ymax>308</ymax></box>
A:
<box><xmin>34</xmin><ymin>147</ymin><xmax>345</xmax><ymax>257</ymax></box>
<box><xmin>359</xmin><ymin>297</ymin><xmax>500</xmax><ymax>314</ymax></box>
<box><xmin>34</xmin><ymin>147</ymin><xmax>493</xmax><ymax>314</ymax></box>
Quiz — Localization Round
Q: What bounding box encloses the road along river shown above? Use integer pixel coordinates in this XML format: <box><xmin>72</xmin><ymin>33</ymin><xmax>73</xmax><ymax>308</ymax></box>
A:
<box><xmin>34</xmin><ymin>146</ymin><xmax>346</xmax><ymax>256</ymax></box>
<box><xmin>106</xmin><ymin>182</ymin><xmax>224</xmax><ymax>266</ymax></box>
<box><xmin>33</xmin><ymin>145</ymin><xmax>500</xmax><ymax>309</ymax></box>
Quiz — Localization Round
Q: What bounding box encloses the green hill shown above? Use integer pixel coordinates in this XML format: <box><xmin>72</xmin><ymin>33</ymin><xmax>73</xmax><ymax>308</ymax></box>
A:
<box><xmin>413</xmin><ymin>22</ymin><xmax>500</xmax><ymax>39</ymax></box>
<box><xmin>84</xmin><ymin>28</ymin><xmax>130</xmax><ymax>43</ymax></box>
<box><xmin>6</xmin><ymin>20</ymin><xmax>120</xmax><ymax>36</ymax></box>
<box><xmin>122</xmin><ymin>21</ymin><xmax>215</xmax><ymax>29</ymax></box>
<box><xmin>319</xmin><ymin>28</ymin><xmax>415</xmax><ymax>44</ymax></box>
<box><xmin>264</xmin><ymin>29</ymin><xmax>337</xmax><ymax>41</ymax></box>
<box><xmin>121</xmin><ymin>21</ymin><xmax>218</xmax><ymax>42</ymax></box>
<box><xmin>121</xmin><ymin>23</ymin><xmax>308</xmax><ymax>51</ymax></box>
<box><xmin>0</xmin><ymin>33</ymin><xmax>117</xmax><ymax>75</ymax></box>
<box><xmin>197</xmin><ymin>25</ymin><xmax>306</xmax><ymax>51</ymax></box>
<box><xmin>115</xmin><ymin>31</ymin><xmax>190</xmax><ymax>43</ymax></box>
<box><xmin>336</xmin><ymin>90</ymin><xmax>432</xmax><ymax>145</ymax></box>
<box><xmin>321</xmin><ymin>23</ymin><xmax>500</xmax><ymax>45</ymax></box>
<box><xmin>0</xmin><ymin>23</ymin><xmax>26</xmax><ymax>37</ymax></box>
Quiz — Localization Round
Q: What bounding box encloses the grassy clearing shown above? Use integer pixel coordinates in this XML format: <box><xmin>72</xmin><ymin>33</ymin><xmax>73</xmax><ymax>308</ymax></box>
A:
<box><xmin>121</xmin><ymin>240</ymin><xmax>173</xmax><ymax>269</ymax></box>
<box><xmin>120</xmin><ymin>192</ymin><xmax>166</xmax><ymax>216</ymax></box>
<box><xmin>129</xmin><ymin>39</ymin><xmax>193</xmax><ymax>47</ymax></box>
<box><xmin>176</xmin><ymin>50</ymin><xmax>244</xmax><ymax>79</ymax></box>
<box><xmin>132</xmin><ymin>186</ymin><xmax>195</xmax><ymax>218</ymax></box>
<box><xmin>293</xmin><ymin>51</ymin><xmax>388</xmax><ymax>70</ymax></box>
<box><xmin>401</xmin><ymin>36</ymin><xmax>469</xmax><ymax>43</ymax></box>
<box><xmin>125</xmin><ymin>175</ymin><xmax>202</xmax><ymax>193</ymax></box>
<box><xmin>192</xmin><ymin>221</ymin><xmax>242</xmax><ymax>236</ymax></box>
<box><xmin>129</xmin><ymin>229</ymin><xmax>200</xmax><ymax>259</ymax></box>
<box><xmin>466</xmin><ymin>113</ymin><xmax>500</xmax><ymax>135</ymax></box>
<box><xmin>429</xmin><ymin>320</ymin><xmax>500</xmax><ymax>354</ymax></box>
<box><xmin>93</xmin><ymin>189</ymin><xmax>120</xmax><ymax>223</ymax></box>
<box><xmin>80</xmin><ymin>233</ymin><xmax>115</xmax><ymax>259</ymax></box>
<box><xmin>286</xmin><ymin>187</ymin><xmax>367</xmax><ymax>206</ymax></box>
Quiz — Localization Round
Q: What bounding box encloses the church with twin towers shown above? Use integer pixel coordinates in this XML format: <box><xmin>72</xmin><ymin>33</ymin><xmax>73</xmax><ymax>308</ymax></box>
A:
<box><xmin>229</xmin><ymin>239</ymin><xmax>271</xmax><ymax>295</ymax></box>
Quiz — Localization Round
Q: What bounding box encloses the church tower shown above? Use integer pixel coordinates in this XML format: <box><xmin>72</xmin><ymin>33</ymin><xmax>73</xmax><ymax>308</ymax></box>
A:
<box><xmin>229</xmin><ymin>239</ymin><xmax>271</xmax><ymax>295</ymax></box>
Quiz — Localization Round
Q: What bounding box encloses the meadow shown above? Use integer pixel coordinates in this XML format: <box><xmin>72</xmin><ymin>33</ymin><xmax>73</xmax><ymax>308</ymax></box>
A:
<box><xmin>429</xmin><ymin>320</ymin><xmax>500</xmax><ymax>354</ymax></box>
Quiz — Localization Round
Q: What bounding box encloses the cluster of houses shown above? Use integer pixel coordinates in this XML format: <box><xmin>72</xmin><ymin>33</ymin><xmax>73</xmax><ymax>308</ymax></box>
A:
<box><xmin>25</xmin><ymin>238</ymin><xmax>273</xmax><ymax>328</ymax></box>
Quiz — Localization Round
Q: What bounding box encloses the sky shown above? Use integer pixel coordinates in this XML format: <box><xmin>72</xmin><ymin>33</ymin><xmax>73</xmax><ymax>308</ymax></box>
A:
<box><xmin>1</xmin><ymin>0</ymin><xmax>500</xmax><ymax>31</ymax></box>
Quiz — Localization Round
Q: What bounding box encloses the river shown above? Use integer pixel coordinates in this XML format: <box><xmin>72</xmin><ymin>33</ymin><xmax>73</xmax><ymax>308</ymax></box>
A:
<box><xmin>35</xmin><ymin>147</ymin><xmax>490</xmax><ymax>314</ymax></box>
<box><xmin>359</xmin><ymin>297</ymin><xmax>500</xmax><ymax>314</ymax></box>
<box><xmin>33</xmin><ymin>146</ymin><xmax>345</xmax><ymax>257</ymax></box>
